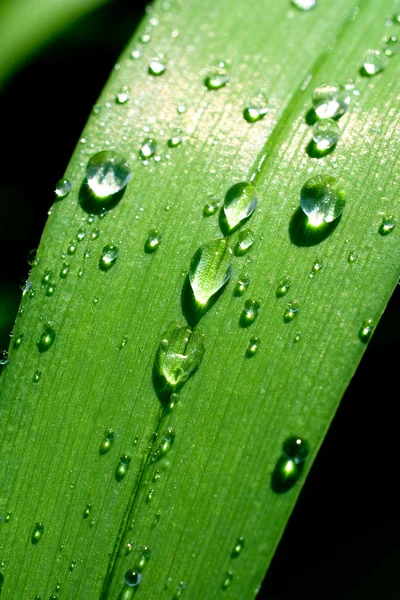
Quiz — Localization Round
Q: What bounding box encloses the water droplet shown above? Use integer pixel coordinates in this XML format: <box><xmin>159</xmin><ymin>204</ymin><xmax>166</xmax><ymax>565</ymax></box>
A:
<box><xmin>0</xmin><ymin>351</ymin><xmax>9</xmax><ymax>366</ymax></box>
<box><xmin>146</xmin><ymin>489</ymin><xmax>155</xmax><ymax>503</ymax></box>
<box><xmin>284</xmin><ymin>299</ymin><xmax>300</xmax><ymax>322</ymax></box>
<box><xmin>222</xmin><ymin>571</ymin><xmax>233</xmax><ymax>590</ymax></box>
<box><xmin>116</xmin><ymin>88</ymin><xmax>130</xmax><ymax>104</ymax></box>
<box><xmin>362</xmin><ymin>49</ymin><xmax>384</xmax><ymax>76</ymax></box>
<box><xmin>151</xmin><ymin>427</ymin><xmax>175</xmax><ymax>462</ymax></box>
<box><xmin>37</xmin><ymin>322</ymin><xmax>56</xmax><ymax>352</ymax></box>
<box><xmin>115</xmin><ymin>455</ymin><xmax>131</xmax><ymax>482</ymax></box>
<box><xmin>243</xmin><ymin>93</ymin><xmax>268</xmax><ymax>123</ymax></box>
<box><xmin>359</xmin><ymin>319</ymin><xmax>374</xmax><ymax>343</ymax></box>
<box><xmin>67</xmin><ymin>240</ymin><xmax>77</xmax><ymax>255</ymax></box>
<box><xmin>149</xmin><ymin>55</ymin><xmax>167</xmax><ymax>75</ymax></box>
<box><xmin>138</xmin><ymin>546</ymin><xmax>151</xmax><ymax>569</ymax></box>
<box><xmin>125</xmin><ymin>570</ymin><xmax>142</xmax><ymax>587</ymax></box>
<box><xmin>203</xmin><ymin>196</ymin><xmax>220</xmax><ymax>217</ymax></box>
<box><xmin>272</xmin><ymin>436</ymin><xmax>309</xmax><ymax>493</ymax></box>
<box><xmin>45</xmin><ymin>282</ymin><xmax>56</xmax><ymax>296</ymax></box>
<box><xmin>156</xmin><ymin>323</ymin><xmax>204</xmax><ymax>390</ymax></box>
<box><xmin>204</xmin><ymin>60</ymin><xmax>230</xmax><ymax>90</ymax></box>
<box><xmin>69</xmin><ymin>560</ymin><xmax>76</xmax><ymax>571</ymax></box>
<box><xmin>140</xmin><ymin>138</ymin><xmax>157</xmax><ymax>159</ymax></box>
<box><xmin>224</xmin><ymin>182</ymin><xmax>257</xmax><ymax>231</ymax></box>
<box><xmin>235</xmin><ymin>228</ymin><xmax>254</xmax><ymax>256</ymax></box>
<box><xmin>294</xmin><ymin>331</ymin><xmax>301</xmax><ymax>343</ymax></box>
<box><xmin>59</xmin><ymin>263</ymin><xmax>69</xmax><ymax>278</ymax></box>
<box><xmin>312</xmin><ymin>118</ymin><xmax>341</xmax><ymax>150</ymax></box>
<box><xmin>91</xmin><ymin>228</ymin><xmax>101</xmax><ymax>240</ymax></box>
<box><xmin>189</xmin><ymin>239</ymin><xmax>233</xmax><ymax>307</ymax></box>
<box><xmin>100</xmin><ymin>428</ymin><xmax>116</xmax><ymax>454</ymax></box>
<box><xmin>177</xmin><ymin>103</ymin><xmax>187</xmax><ymax>114</ymax></box>
<box><xmin>29</xmin><ymin>288</ymin><xmax>36</xmax><ymax>299</ymax></box>
<box><xmin>234</xmin><ymin>273</ymin><xmax>250</xmax><ymax>297</ymax></box>
<box><xmin>86</xmin><ymin>151</ymin><xmax>130</xmax><ymax>198</ymax></box>
<box><xmin>168</xmin><ymin>128</ymin><xmax>183</xmax><ymax>147</ymax></box>
<box><xmin>82</xmin><ymin>503</ymin><xmax>92</xmax><ymax>519</ymax></box>
<box><xmin>119</xmin><ymin>336</ymin><xmax>129</xmax><ymax>349</ymax></box>
<box><xmin>312</xmin><ymin>82</ymin><xmax>350</xmax><ymax>119</ymax></box>
<box><xmin>41</xmin><ymin>268</ymin><xmax>53</xmax><ymax>286</ymax></box>
<box><xmin>31</xmin><ymin>522</ymin><xmax>44</xmax><ymax>544</ymax></box>
<box><xmin>300</xmin><ymin>175</ymin><xmax>345</xmax><ymax>226</ymax></box>
<box><xmin>348</xmin><ymin>251</ymin><xmax>358</xmax><ymax>263</ymax></box>
<box><xmin>55</xmin><ymin>179</ymin><xmax>72</xmax><ymax>199</ymax></box>
<box><xmin>283</xmin><ymin>436</ymin><xmax>309</xmax><ymax>463</ymax></box>
<box><xmin>276</xmin><ymin>275</ymin><xmax>291</xmax><ymax>298</ymax></box>
<box><xmin>76</xmin><ymin>228</ymin><xmax>86</xmax><ymax>242</ymax></box>
<box><xmin>309</xmin><ymin>259</ymin><xmax>325</xmax><ymax>278</ymax></box>
<box><xmin>232</xmin><ymin>536</ymin><xmax>244</xmax><ymax>557</ymax></box>
<box><xmin>27</xmin><ymin>248</ymin><xmax>38</xmax><ymax>267</ymax></box>
<box><xmin>379</xmin><ymin>215</ymin><xmax>397</xmax><ymax>235</ymax></box>
<box><xmin>246</xmin><ymin>336</ymin><xmax>260</xmax><ymax>357</ymax></box>
<box><xmin>240</xmin><ymin>299</ymin><xmax>260</xmax><ymax>327</ymax></box>
<box><xmin>291</xmin><ymin>0</ymin><xmax>315</xmax><ymax>9</ymax></box>
<box><xmin>145</xmin><ymin>229</ymin><xmax>161</xmax><ymax>253</ymax></box>
<box><xmin>33</xmin><ymin>370</ymin><xmax>42</xmax><ymax>383</ymax></box>
<box><xmin>13</xmin><ymin>332</ymin><xmax>24</xmax><ymax>349</ymax></box>
<box><xmin>174</xmin><ymin>581</ymin><xmax>186</xmax><ymax>598</ymax></box>
<box><xmin>99</xmin><ymin>244</ymin><xmax>120</xmax><ymax>271</ymax></box>
<box><xmin>5</xmin><ymin>512</ymin><xmax>11</xmax><ymax>523</ymax></box>
<box><xmin>0</xmin><ymin>572</ymin><xmax>4</xmax><ymax>592</ymax></box>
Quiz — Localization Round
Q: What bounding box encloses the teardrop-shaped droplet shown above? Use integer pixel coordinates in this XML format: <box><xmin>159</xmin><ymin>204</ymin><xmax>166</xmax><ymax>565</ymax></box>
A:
<box><xmin>155</xmin><ymin>323</ymin><xmax>205</xmax><ymax>390</ymax></box>
<box><xmin>234</xmin><ymin>273</ymin><xmax>250</xmax><ymax>297</ymax></box>
<box><xmin>276</xmin><ymin>275</ymin><xmax>291</xmax><ymax>298</ymax></box>
<box><xmin>14</xmin><ymin>332</ymin><xmax>24</xmax><ymax>349</ymax></box>
<box><xmin>145</xmin><ymin>230</ymin><xmax>161</xmax><ymax>253</ymax></box>
<box><xmin>59</xmin><ymin>263</ymin><xmax>69</xmax><ymax>278</ymax></box>
<box><xmin>189</xmin><ymin>239</ymin><xmax>233</xmax><ymax>306</ymax></box>
<box><xmin>222</xmin><ymin>571</ymin><xmax>233</xmax><ymax>590</ymax></box>
<box><xmin>100</xmin><ymin>429</ymin><xmax>115</xmax><ymax>455</ymax></box>
<box><xmin>224</xmin><ymin>182</ymin><xmax>257</xmax><ymax>231</ymax></box>
<box><xmin>312</xmin><ymin>118</ymin><xmax>341</xmax><ymax>150</ymax></box>
<box><xmin>204</xmin><ymin>61</ymin><xmax>230</xmax><ymax>90</ymax></box>
<box><xmin>203</xmin><ymin>196</ymin><xmax>220</xmax><ymax>217</ymax></box>
<box><xmin>359</xmin><ymin>319</ymin><xmax>374</xmax><ymax>343</ymax></box>
<box><xmin>27</xmin><ymin>248</ymin><xmax>38</xmax><ymax>267</ymax></box>
<box><xmin>99</xmin><ymin>244</ymin><xmax>119</xmax><ymax>271</ymax></box>
<box><xmin>291</xmin><ymin>0</ymin><xmax>316</xmax><ymax>9</ymax></box>
<box><xmin>168</xmin><ymin>128</ymin><xmax>183</xmax><ymax>148</ymax></box>
<box><xmin>243</xmin><ymin>93</ymin><xmax>268</xmax><ymax>123</ymax></box>
<box><xmin>362</xmin><ymin>49</ymin><xmax>384</xmax><ymax>76</ymax></box>
<box><xmin>235</xmin><ymin>229</ymin><xmax>254</xmax><ymax>256</ymax></box>
<box><xmin>33</xmin><ymin>370</ymin><xmax>42</xmax><ymax>383</ymax></box>
<box><xmin>300</xmin><ymin>175</ymin><xmax>346</xmax><ymax>226</ymax></box>
<box><xmin>31</xmin><ymin>522</ymin><xmax>44</xmax><ymax>544</ymax></box>
<box><xmin>37</xmin><ymin>322</ymin><xmax>56</xmax><ymax>352</ymax></box>
<box><xmin>55</xmin><ymin>179</ymin><xmax>72</xmax><ymax>199</ymax></box>
<box><xmin>86</xmin><ymin>151</ymin><xmax>130</xmax><ymax>198</ymax></box>
<box><xmin>272</xmin><ymin>436</ymin><xmax>309</xmax><ymax>493</ymax></box>
<box><xmin>151</xmin><ymin>427</ymin><xmax>175</xmax><ymax>462</ymax></box>
<box><xmin>240</xmin><ymin>299</ymin><xmax>260</xmax><ymax>327</ymax></box>
<box><xmin>379</xmin><ymin>215</ymin><xmax>397</xmax><ymax>235</ymax></box>
<box><xmin>246</xmin><ymin>336</ymin><xmax>260</xmax><ymax>357</ymax></box>
<box><xmin>115</xmin><ymin>454</ymin><xmax>131</xmax><ymax>481</ymax></box>
<box><xmin>348</xmin><ymin>251</ymin><xmax>358</xmax><ymax>263</ymax></box>
<box><xmin>312</xmin><ymin>82</ymin><xmax>350</xmax><ymax>119</ymax></box>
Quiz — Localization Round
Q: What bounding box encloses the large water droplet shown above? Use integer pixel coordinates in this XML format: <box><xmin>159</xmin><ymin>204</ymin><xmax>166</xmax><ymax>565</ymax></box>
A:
<box><xmin>224</xmin><ymin>182</ymin><xmax>257</xmax><ymax>231</ymax></box>
<box><xmin>312</xmin><ymin>118</ymin><xmax>341</xmax><ymax>150</ymax></box>
<box><xmin>243</xmin><ymin>93</ymin><xmax>268</xmax><ymax>123</ymax></box>
<box><xmin>149</xmin><ymin>55</ymin><xmax>167</xmax><ymax>75</ymax></box>
<box><xmin>291</xmin><ymin>0</ymin><xmax>316</xmax><ymax>9</ymax></box>
<box><xmin>312</xmin><ymin>82</ymin><xmax>350</xmax><ymax>119</ymax></box>
<box><xmin>204</xmin><ymin>61</ymin><xmax>230</xmax><ymax>90</ymax></box>
<box><xmin>31</xmin><ymin>522</ymin><xmax>44</xmax><ymax>544</ymax></box>
<box><xmin>99</xmin><ymin>244</ymin><xmax>119</xmax><ymax>271</ymax></box>
<box><xmin>240</xmin><ymin>299</ymin><xmax>260</xmax><ymax>327</ymax></box>
<box><xmin>86</xmin><ymin>151</ymin><xmax>130</xmax><ymax>198</ymax></box>
<box><xmin>155</xmin><ymin>323</ymin><xmax>204</xmax><ymax>390</ymax></box>
<box><xmin>55</xmin><ymin>179</ymin><xmax>72</xmax><ymax>199</ymax></box>
<box><xmin>140</xmin><ymin>138</ymin><xmax>157</xmax><ymax>159</ymax></box>
<box><xmin>235</xmin><ymin>229</ymin><xmax>254</xmax><ymax>256</ymax></box>
<box><xmin>37</xmin><ymin>322</ymin><xmax>56</xmax><ymax>352</ymax></box>
<box><xmin>300</xmin><ymin>175</ymin><xmax>345</xmax><ymax>226</ymax></box>
<box><xmin>362</xmin><ymin>49</ymin><xmax>384</xmax><ymax>76</ymax></box>
<box><xmin>116</xmin><ymin>455</ymin><xmax>131</xmax><ymax>481</ymax></box>
<box><xmin>359</xmin><ymin>319</ymin><xmax>374</xmax><ymax>343</ymax></box>
<box><xmin>145</xmin><ymin>230</ymin><xmax>161</xmax><ymax>253</ymax></box>
<box><xmin>189</xmin><ymin>239</ymin><xmax>233</xmax><ymax>307</ymax></box>
<box><xmin>379</xmin><ymin>215</ymin><xmax>397</xmax><ymax>235</ymax></box>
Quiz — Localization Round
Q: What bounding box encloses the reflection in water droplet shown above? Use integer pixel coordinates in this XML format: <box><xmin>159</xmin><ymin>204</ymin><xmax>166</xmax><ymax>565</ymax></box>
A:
<box><xmin>240</xmin><ymin>299</ymin><xmax>260</xmax><ymax>327</ymax></box>
<box><xmin>243</xmin><ymin>93</ymin><xmax>268</xmax><ymax>123</ymax></box>
<box><xmin>283</xmin><ymin>436</ymin><xmax>310</xmax><ymax>463</ymax></box>
<box><xmin>83</xmin><ymin>503</ymin><xmax>92</xmax><ymax>519</ymax></box>
<box><xmin>99</xmin><ymin>244</ymin><xmax>120</xmax><ymax>271</ymax></box>
<box><xmin>86</xmin><ymin>151</ymin><xmax>130</xmax><ymax>198</ymax></box>
<box><xmin>31</xmin><ymin>522</ymin><xmax>44</xmax><ymax>544</ymax></box>
<box><xmin>77</xmin><ymin>227</ymin><xmax>86</xmax><ymax>242</ymax></box>
<box><xmin>348</xmin><ymin>251</ymin><xmax>358</xmax><ymax>263</ymax></box>
<box><xmin>189</xmin><ymin>239</ymin><xmax>233</xmax><ymax>306</ymax></box>
<box><xmin>0</xmin><ymin>351</ymin><xmax>9</xmax><ymax>366</ymax></box>
<box><xmin>67</xmin><ymin>240</ymin><xmax>77</xmax><ymax>255</ymax></box>
<box><xmin>362</xmin><ymin>49</ymin><xmax>384</xmax><ymax>76</ymax></box>
<box><xmin>276</xmin><ymin>275</ymin><xmax>291</xmax><ymax>298</ymax></box>
<box><xmin>246</xmin><ymin>336</ymin><xmax>260</xmax><ymax>357</ymax></box>
<box><xmin>140</xmin><ymin>138</ymin><xmax>157</xmax><ymax>159</ymax></box>
<box><xmin>37</xmin><ymin>322</ymin><xmax>56</xmax><ymax>352</ymax></box>
<box><xmin>224</xmin><ymin>182</ymin><xmax>257</xmax><ymax>231</ymax></box>
<box><xmin>168</xmin><ymin>128</ymin><xmax>183</xmax><ymax>148</ymax></box>
<box><xmin>145</xmin><ymin>230</ymin><xmax>161</xmax><ymax>253</ymax></box>
<box><xmin>312</xmin><ymin>82</ymin><xmax>350</xmax><ymax>119</ymax></box>
<box><xmin>294</xmin><ymin>331</ymin><xmax>301</xmax><ymax>343</ymax></box>
<box><xmin>116</xmin><ymin>87</ymin><xmax>130</xmax><ymax>104</ymax></box>
<box><xmin>359</xmin><ymin>319</ymin><xmax>374</xmax><ymax>343</ymax></box>
<box><xmin>124</xmin><ymin>570</ymin><xmax>142</xmax><ymax>587</ymax></box>
<box><xmin>116</xmin><ymin>455</ymin><xmax>131</xmax><ymax>481</ymax></box>
<box><xmin>204</xmin><ymin>61</ymin><xmax>230</xmax><ymax>90</ymax></box>
<box><xmin>383</xmin><ymin>35</ymin><xmax>398</xmax><ymax>57</ymax></box>
<box><xmin>149</xmin><ymin>56</ymin><xmax>167</xmax><ymax>75</ymax></box>
<box><xmin>379</xmin><ymin>215</ymin><xmax>397</xmax><ymax>235</ymax></box>
<box><xmin>55</xmin><ymin>179</ymin><xmax>72</xmax><ymax>199</ymax></box>
<box><xmin>300</xmin><ymin>175</ymin><xmax>345</xmax><ymax>226</ymax></box>
<box><xmin>45</xmin><ymin>282</ymin><xmax>56</xmax><ymax>296</ymax></box>
<box><xmin>272</xmin><ymin>436</ymin><xmax>309</xmax><ymax>493</ymax></box>
<box><xmin>222</xmin><ymin>571</ymin><xmax>233</xmax><ymax>590</ymax></box>
<box><xmin>234</xmin><ymin>274</ymin><xmax>249</xmax><ymax>297</ymax></box>
<box><xmin>291</xmin><ymin>0</ymin><xmax>316</xmax><ymax>9</ymax></box>
<box><xmin>312</xmin><ymin>118</ymin><xmax>341</xmax><ymax>150</ymax></box>
<box><xmin>156</xmin><ymin>323</ymin><xmax>204</xmax><ymax>390</ymax></box>
<box><xmin>232</xmin><ymin>536</ymin><xmax>244</xmax><ymax>557</ymax></box>
<box><xmin>59</xmin><ymin>263</ymin><xmax>69</xmax><ymax>278</ymax></box>
<box><xmin>100</xmin><ymin>429</ymin><xmax>115</xmax><ymax>455</ymax></box>
<box><xmin>284</xmin><ymin>299</ymin><xmax>300</xmax><ymax>322</ymax></box>
<box><xmin>235</xmin><ymin>229</ymin><xmax>254</xmax><ymax>256</ymax></box>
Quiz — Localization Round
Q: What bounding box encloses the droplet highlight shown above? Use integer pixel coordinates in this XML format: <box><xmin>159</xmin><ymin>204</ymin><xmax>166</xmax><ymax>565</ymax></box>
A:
<box><xmin>300</xmin><ymin>175</ymin><xmax>346</xmax><ymax>226</ymax></box>
<box><xmin>312</xmin><ymin>82</ymin><xmax>350</xmax><ymax>119</ymax></box>
<box><xmin>55</xmin><ymin>179</ymin><xmax>72</xmax><ymax>199</ymax></box>
<box><xmin>86</xmin><ymin>151</ymin><xmax>130</xmax><ymax>198</ymax></box>
<box><xmin>99</xmin><ymin>244</ymin><xmax>119</xmax><ymax>271</ymax></box>
<box><xmin>312</xmin><ymin>118</ymin><xmax>341</xmax><ymax>150</ymax></box>
<box><xmin>37</xmin><ymin>322</ymin><xmax>56</xmax><ymax>352</ymax></box>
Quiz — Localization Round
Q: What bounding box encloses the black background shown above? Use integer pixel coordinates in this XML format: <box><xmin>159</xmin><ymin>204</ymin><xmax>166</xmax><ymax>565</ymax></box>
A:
<box><xmin>0</xmin><ymin>1</ymin><xmax>398</xmax><ymax>598</ymax></box>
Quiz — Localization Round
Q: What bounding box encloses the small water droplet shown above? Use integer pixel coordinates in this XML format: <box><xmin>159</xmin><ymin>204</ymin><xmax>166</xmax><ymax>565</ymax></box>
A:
<box><xmin>383</xmin><ymin>34</ymin><xmax>398</xmax><ymax>57</ymax></box>
<box><xmin>189</xmin><ymin>239</ymin><xmax>233</xmax><ymax>306</ymax></box>
<box><xmin>31</xmin><ymin>522</ymin><xmax>44</xmax><ymax>544</ymax></box>
<box><xmin>140</xmin><ymin>138</ymin><xmax>157</xmax><ymax>159</ymax></box>
<box><xmin>294</xmin><ymin>331</ymin><xmax>301</xmax><ymax>343</ymax></box>
<box><xmin>13</xmin><ymin>332</ymin><xmax>24</xmax><ymax>349</ymax></box>
<box><xmin>91</xmin><ymin>228</ymin><xmax>101</xmax><ymax>240</ymax></box>
<box><xmin>146</xmin><ymin>489</ymin><xmax>155</xmax><ymax>503</ymax></box>
<box><xmin>234</xmin><ymin>273</ymin><xmax>250</xmax><ymax>297</ymax></box>
<box><xmin>37</xmin><ymin>322</ymin><xmax>56</xmax><ymax>352</ymax></box>
<box><xmin>379</xmin><ymin>215</ymin><xmax>397</xmax><ymax>235</ymax></box>
<box><xmin>33</xmin><ymin>370</ymin><xmax>42</xmax><ymax>383</ymax></box>
<box><xmin>156</xmin><ymin>323</ymin><xmax>204</xmax><ymax>390</ymax></box>
<box><xmin>222</xmin><ymin>571</ymin><xmax>233</xmax><ymax>590</ymax></box>
<box><xmin>284</xmin><ymin>299</ymin><xmax>300</xmax><ymax>322</ymax></box>
<box><xmin>119</xmin><ymin>336</ymin><xmax>129</xmax><ymax>349</ymax></box>
<box><xmin>243</xmin><ymin>93</ymin><xmax>268</xmax><ymax>122</ymax></box>
<box><xmin>149</xmin><ymin>55</ymin><xmax>167</xmax><ymax>75</ymax></box>
<box><xmin>309</xmin><ymin>259</ymin><xmax>325</xmax><ymax>278</ymax></box>
<box><xmin>131</xmin><ymin>48</ymin><xmax>143</xmax><ymax>59</ymax></box>
<box><xmin>20</xmin><ymin>278</ymin><xmax>32</xmax><ymax>295</ymax></box>
<box><xmin>312</xmin><ymin>118</ymin><xmax>341</xmax><ymax>150</ymax></box>
<box><xmin>283</xmin><ymin>436</ymin><xmax>309</xmax><ymax>463</ymax></box>
<box><xmin>86</xmin><ymin>151</ymin><xmax>131</xmax><ymax>199</ymax></box>
<box><xmin>99</xmin><ymin>244</ymin><xmax>120</xmax><ymax>271</ymax></box>
<box><xmin>291</xmin><ymin>0</ymin><xmax>315</xmax><ymax>9</ymax></box>
<box><xmin>124</xmin><ymin>570</ymin><xmax>142</xmax><ymax>587</ymax></box>
<box><xmin>100</xmin><ymin>429</ymin><xmax>115</xmax><ymax>455</ymax></box>
<box><xmin>69</xmin><ymin>560</ymin><xmax>77</xmax><ymax>571</ymax></box>
<box><xmin>232</xmin><ymin>536</ymin><xmax>244</xmax><ymax>557</ymax></box>
<box><xmin>55</xmin><ymin>179</ymin><xmax>72</xmax><ymax>199</ymax></box>
<box><xmin>83</xmin><ymin>503</ymin><xmax>92</xmax><ymax>519</ymax></box>
<box><xmin>224</xmin><ymin>181</ymin><xmax>257</xmax><ymax>231</ymax></box>
<box><xmin>204</xmin><ymin>60</ymin><xmax>230</xmax><ymax>90</ymax></box>
<box><xmin>312</xmin><ymin>82</ymin><xmax>350</xmax><ymax>119</ymax></box>
<box><xmin>235</xmin><ymin>228</ymin><xmax>254</xmax><ymax>256</ymax></box>
<box><xmin>76</xmin><ymin>228</ymin><xmax>86</xmax><ymax>242</ymax></box>
<box><xmin>177</xmin><ymin>103</ymin><xmax>187</xmax><ymax>114</ymax></box>
<box><xmin>276</xmin><ymin>275</ymin><xmax>291</xmax><ymax>298</ymax></box>
<box><xmin>168</xmin><ymin>128</ymin><xmax>183</xmax><ymax>147</ymax></box>
<box><xmin>246</xmin><ymin>336</ymin><xmax>260</xmax><ymax>357</ymax></box>
<box><xmin>203</xmin><ymin>196</ymin><xmax>220</xmax><ymax>217</ymax></box>
<box><xmin>41</xmin><ymin>268</ymin><xmax>53</xmax><ymax>286</ymax></box>
<box><xmin>5</xmin><ymin>512</ymin><xmax>11</xmax><ymax>523</ymax></box>
<box><xmin>67</xmin><ymin>240</ymin><xmax>77</xmax><ymax>255</ymax></box>
<box><xmin>116</xmin><ymin>455</ymin><xmax>131</xmax><ymax>481</ymax></box>
<box><xmin>151</xmin><ymin>427</ymin><xmax>175</xmax><ymax>462</ymax></box>
<box><xmin>348</xmin><ymin>250</ymin><xmax>359</xmax><ymax>263</ymax></box>
<box><xmin>362</xmin><ymin>49</ymin><xmax>384</xmax><ymax>76</ymax></box>
<box><xmin>138</xmin><ymin>546</ymin><xmax>151</xmax><ymax>569</ymax></box>
<box><xmin>116</xmin><ymin>87</ymin><xmax>130</xmax><ymax>104</ymax></box>
<box><xmin>59</xmin><ymin>263</ymin><xmax>69</xmax><ymax>278</ymax></box>
<box><xmin>359</xmin><ymin>319</ymin><xmax>374</xmax><ymax>343</ymax></box>
<box><xmin>145</xmin><ymin>229</ymin><xmax>162</xmax><ymax>253</ymax></box>
<box><xmin>300</xmin><ymin>175</ymin><xmax>346</xmax><ymax>226</ymax></box>
<box><xmin>45</xmin><ymin>282</ymin><xmax>56</xmax><ymax>296</ymax></box>
<box><xmin>272</xmin><ymin>436</ymin><xmax>309</xmax><ymax>493</ymax></box>
<box><xmin>27</xmin><ymin>248</ymin><xmax>38</xmax><ymax>267</ymax></box>
<box><xmin>240</xmin><ymin>299</ymin><xmax>260</xmax><ymax>327</ymax></box>
<box><xmin>0</xmin><ymin>351</ymin><xmax>9</xmax><ymax>366</ymax></box>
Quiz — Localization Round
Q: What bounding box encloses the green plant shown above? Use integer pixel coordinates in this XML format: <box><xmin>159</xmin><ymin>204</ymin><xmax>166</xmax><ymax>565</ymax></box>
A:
<box><xmin>0</xmin><ymin>0</ymin><xmax>399</xmax><ymax>598</ymax></box>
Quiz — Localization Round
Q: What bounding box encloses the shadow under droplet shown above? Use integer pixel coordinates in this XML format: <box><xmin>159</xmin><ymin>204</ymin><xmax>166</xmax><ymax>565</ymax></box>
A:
<box><xmin>152</xmin><ymin>364</ymin><xmax>173</xmax><ymax>407</ymax></box>
<box><xmin>306</xmin><ymin>139</ymin><xmax>337</xmax><ymax>159</ymax></box>
<box><xmin>79</xmin><ymin>180</ymin><xmax>126</xmax><ymax>215</ymax></box>
<box><xmin>271</xmin><ymin>457</ymin><xmax>304</xmax><ymax>494</ymax></box>
<box><xmin>289</xmin><ymin>207</ymin><xmax>341</xmax><ymax>247</ymax></box>
<box><xmin>305</xmin><ymin>108</ymin><xmax>318</xmax><ymax>126</ymax></box>
<box><xmin>180</xmin><ymin>275</ymin><xmax>227</xmax><ymax>328</ymax></box>
<box><xmin>218</xmin><ymin>206</ymin><xmax>253</xmax><ymax>237</ymax></box>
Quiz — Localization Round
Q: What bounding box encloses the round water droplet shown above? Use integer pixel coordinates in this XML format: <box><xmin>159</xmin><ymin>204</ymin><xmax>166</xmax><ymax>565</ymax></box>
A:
<box><xmin>204</xmin><ymin>61</ymin><xmax>230</xmax><ymax>90</ymax></box>
<box><xmin>291</xmin><ymin>0</ymin><xmax>316</xmax><ymax>9</ymax></box>
<box><xmin>149</xmin><ymin>55</ymin><xmax>167</xmax><ymax>75</ymax></box>
<box><xmin>91</xmin><ymin>228</ymin><xmax>101</xmax><ymax>240</ymax></box>
<box><xmin>145</xmin><ymin>229</ymin><xmax>161</xmax><ymax>253</ymax></box>
<box><xmin>276</xmin><ymin>275</ymin><xmax>291</xmax><ymax>298</ymax></box>
<box><xmin>156</xmin><ymin>323</ymin><xmax>205</xmax><ymax>390</ymax></box>
<box><xmin>359</xmin><ymin>319</ymin><xmax>374</xmax><ymax>343</ymax></box>
<box><xmin>203</xmin><ymin>196</ymin><xmax>220</xmax><ymax>217</ymax></box>
<box><xmin>362</xmin><ymin>49</ymin><xmax>384</xmax><ymax>76</ymax></box>
<box><xmin>234</xmin><ymin>273</ymin><xmax>250</xmax><ymax>297</ymax></box>
<box><xmin>45</xmin><ymin>282</ymin><xmax>56</xmax><ymax>296</ymax></box>
<box><xmin>222</xmin><ymin>571</ymin><xmax>233</xmax><ymax>590</ymax></box>
<box><xmin>140</xmin><ymin>138</ymin><xmax>157</xmax><ymax>159</ymax></box>
<box><xmin>246</xmin><ymin>336</ymin><xmax>260</xmax><ymax>357</ymax></box>
<box><xmin>243</xmin><ymin>93</ymin><xmax>268</xmax><ymax>123</ymax></box>
<box><xmin>189</xmin><ymin>239</ymin><xmax>233</xmax><ymax>306</ymax></box>
<box><xmin>240</xmin><ymin>299</ymin><xmax>260</xmax><ymax>327</ymax></box>
<box><xmin>300</xmin><ymin>175</ymin><xmax>345</xmax><ymax>226</ymax></box>
<box><xmin>86</xmin><ymin>151</ymin><xmax>130</xmax><ymax>199</ymax></box>
<box><xmin>232</xmin><ymin>536</ymin><xmax>244</xmax><ymax>557</ymax></box>
<box><xmin>31</xmin><ymin>522</ymin><xmax>44</xmax><ymax>544</ymax></box>
<box><xmin>41</xmin><ymin>268</ymin><xmax>53</xmax><ymax>286</ymax></box>
<box><xmin>235</xmin><ymin>228</ymin><xmax>254</xmax><ymax>256</ymax></box>
<box><xmin>168</xmin><ymin>128</ymin><xmax>183</xmax><ymax>147</ymax></box>
<box><xmin>312</xmin><ymin>82</ymin><xmax>350</xmax><ymax>119</ymax></box>
<box><xmin>116</xmin><ymin>88</ymin><xmax>130</xmax><ymax>104</ymax></box>
<box><xmin>284</xmin><ymin>299</ymin><xmax>300</xmax><ymax>322</ymax></box>
<box><xmin>224</xmin><ymin>182</ymin><xmax>257</xmax><ymax>231</ymax></box>
<box><xmin>55</xmin><ymin>179</ymin><xmax>72</xmax><ymax>199</ymax></box>
<box><xmin>125</xmin><ymin>570</ymin><xmax>142</xmax><ymax>587</ymax></box>
<box><xmin>76</xmin><ymin>228</ymin><xmax>86</xmax><ymax>242</ymax></box>
<box><xmin>27</xmin><ymin>248</ymin><xmax>38</xmax><ymax>267</ymax></box>
<box><xmin>100</xmin><ymin>429</ymin><xmax>115</xmax><ymax>455</ymax></box>
<box><xmin>116</xmin><ymin>455</ymin><xmax>131</xmax><ymax>481</ymax></box>
<box><xmin>312</xmin><ymin>118</ymin><xmax>341</xmax><ymax>150</ymax></box>
<box><xmin>14</xmin><ymin>332</ymin><xmax>24</xmax><ymax>349</ymax></box>
<box><xmin>379</xmin><ymin>215</ymin><xmax>397</xmax><ymax>235</ymax></box>
<box><xmin>59</xmin><ymin>263</ymin><xmax>69</xmax><ymax>278</ymax></box>
<box><xmin>283</xmin><ymin>436</ymin><xmax>309</xmax><ymax>464</ymax></box>
<box><xmin>0</xmin><ymin>351</ymin><xmax>9</xmax><ymax>366</ymax></box>
<box><xmin>99</xmin><ymin>244</ymin><xmax>119</xmax><ymax>271</ymax></box>
<box><xmin>348</xmin><ymin>251</ymin><xmax>359</xmax><ymax>263</ymax></box>
<box><xmin>151</xmin><ymin>427</ymin><xmax>175</xmax><ymax>462</ymax></box>
<box><xmin>67</xmin><ymin>240</ymin><xmax>77</xmax><ymax>255</ymax></box>
<box><xmin>37</xmin><ymin>322</ymin><xmax>56</xmax><ymax>352</ymax></box>
<box><xmin>33</xmin><ymin>370</ymin><xmax>42</xmax><ymax>383</ymax></box>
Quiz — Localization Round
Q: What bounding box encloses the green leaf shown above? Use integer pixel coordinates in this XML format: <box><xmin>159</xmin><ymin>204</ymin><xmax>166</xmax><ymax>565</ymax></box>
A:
<box><xmin>0</xmin><ymin>0</ymin><xmax>399</xmax><ymax>598</ymax></box>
